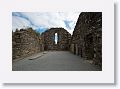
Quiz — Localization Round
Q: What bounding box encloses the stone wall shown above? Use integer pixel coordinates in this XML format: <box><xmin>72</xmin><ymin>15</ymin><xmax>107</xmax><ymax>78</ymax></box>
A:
<box><xmin>12</xmin><ymin>28</ymin><xmax>43</xmax><ymax>60</ymax></box>
<box><xmin>41</xmin><ymin>28</ymin><xmax>71</xmax><ymax>51</ymax></box>
<box><xmin>70</xmin><ymin>12</ymin><xmax>102</xmax><ymax>68</ymax></box>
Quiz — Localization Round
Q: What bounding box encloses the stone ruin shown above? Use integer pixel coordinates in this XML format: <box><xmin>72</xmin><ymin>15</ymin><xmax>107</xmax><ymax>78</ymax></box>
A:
<box><xmin>70</xmin><ymin>12</ymin><xmax>102</xmax><ymax>68</ymax></box>
<box><xmin>41</xmin><ymin>28</ymin><xmax>71</xmax><ymax>51</ymax></box>
<box><xmin>12</xmin><ymin>12</ymin><xmax>102</xmax><ymax>68</ymax></box>
<box><xmin>12</xmin><ymin>28</ymin><xmax>44</xmax><ymax>59</ymax></box>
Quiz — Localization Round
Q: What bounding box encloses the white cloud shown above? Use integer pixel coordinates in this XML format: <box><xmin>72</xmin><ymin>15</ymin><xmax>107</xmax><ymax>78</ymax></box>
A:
<box><xmin>12</xmin><ymin>12</ymin><xmax>80</xmax><ymax>34</ymax></box>
<box><xmin>12</xmin><ymin>16</ymin><xmax>31</xmax><ymax>32</ymax></box>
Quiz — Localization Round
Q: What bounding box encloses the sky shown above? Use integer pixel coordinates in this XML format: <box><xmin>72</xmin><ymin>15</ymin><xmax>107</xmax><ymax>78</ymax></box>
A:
<box><xmin>12</xmin><ymin>12</ymin><xmax>80</xmax><ymax>35</ymax></box>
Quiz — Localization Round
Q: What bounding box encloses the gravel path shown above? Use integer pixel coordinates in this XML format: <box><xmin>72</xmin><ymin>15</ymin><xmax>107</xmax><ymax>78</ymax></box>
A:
<box><xmin>12</xmin><ymin>51</ymin><xmax>101</xmax><ymax>71</ymax></box>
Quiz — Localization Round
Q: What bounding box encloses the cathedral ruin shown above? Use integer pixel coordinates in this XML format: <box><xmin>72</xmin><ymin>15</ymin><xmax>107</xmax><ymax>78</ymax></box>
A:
<box><xmin>12</xmin><ymin>12</ymin><xmax>102</xmax><ymax>68</ymax></box>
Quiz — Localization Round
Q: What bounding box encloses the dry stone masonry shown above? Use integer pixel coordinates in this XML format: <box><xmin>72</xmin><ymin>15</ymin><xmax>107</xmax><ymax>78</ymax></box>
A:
<box><xmin>70</xmin><ymin>12</ymin><xmax>102</xmax><ymax>68</ymax></box>
<box><xmin>12</xmin><ymin>28</ymin><xmax>43</xmax><ymax>59</ymax></box>
<box><xmin>41</xmin><ymin>28</ymin><xmax>71</xmax><ymax>51</ymax></box>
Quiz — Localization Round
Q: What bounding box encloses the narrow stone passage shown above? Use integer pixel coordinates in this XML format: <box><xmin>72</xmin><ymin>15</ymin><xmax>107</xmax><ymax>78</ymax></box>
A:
<box><xmin>12</xmin><ymin>51</ymin><xmax>101</xmax><ymax>71</ymax></box>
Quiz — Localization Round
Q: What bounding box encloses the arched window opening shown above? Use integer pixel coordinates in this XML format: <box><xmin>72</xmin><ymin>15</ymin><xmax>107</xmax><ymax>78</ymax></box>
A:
<box><xmin>55</xmin><ymin>33</ymin><xmax>58</xmax><ymax>44</ymax></box>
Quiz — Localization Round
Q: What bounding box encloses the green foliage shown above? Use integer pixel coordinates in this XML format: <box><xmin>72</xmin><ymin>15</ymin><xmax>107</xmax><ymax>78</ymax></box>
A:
<box><xmin>35</xmin><ymin>31</ymin><xmax>40</xmax><ymax>36</ymax></box>
<box><xmin>27</xmin><ymin>27</ymin><xmax>40</xmax><ymax>36</ymax></box>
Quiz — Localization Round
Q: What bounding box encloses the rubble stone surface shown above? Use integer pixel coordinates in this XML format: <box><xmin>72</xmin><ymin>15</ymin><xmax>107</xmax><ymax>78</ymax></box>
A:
<box><xmin>70</xmin><ymin>12</ymin><xmax>102</xmax><ymax>68</ymax></box>
<box><xmin>41</xmin><ymin>28</ymin><xmax>71</xmax><ymax>51</ymax></box>
<box><xmin>12</xmin><ymin>28</ymin><xmax>43</xmax><ymax>59</ymax></box>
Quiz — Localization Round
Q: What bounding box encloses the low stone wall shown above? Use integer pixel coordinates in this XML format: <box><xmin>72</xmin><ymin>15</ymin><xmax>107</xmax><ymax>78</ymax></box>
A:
<box><xmin>12</xmin><ymin>28</ymin><xmax>43</xmax><ymax>60</ymax></box>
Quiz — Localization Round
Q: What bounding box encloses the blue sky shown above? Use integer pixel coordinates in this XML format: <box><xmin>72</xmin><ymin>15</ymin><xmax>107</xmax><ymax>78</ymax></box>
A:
<box><xmin>12</xmin><ymin>12</ymin><xmax>80</xmax><ymax>34</ymax></box>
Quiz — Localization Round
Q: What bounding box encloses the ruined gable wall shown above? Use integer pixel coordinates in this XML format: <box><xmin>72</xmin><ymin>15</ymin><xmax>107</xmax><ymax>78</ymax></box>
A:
<box><xmin>42</xmin><ymin>28</ymin><xmax>71</xmax><ymax>51</ymax></box>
